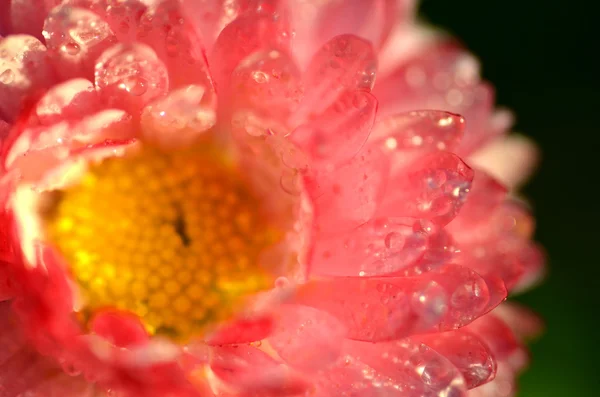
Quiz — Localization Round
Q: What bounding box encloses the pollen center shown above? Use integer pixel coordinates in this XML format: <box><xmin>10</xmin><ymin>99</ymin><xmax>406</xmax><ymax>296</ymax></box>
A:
<box><xmin>45</xmin><ymin>144</ymin><xmax>277</xmax><ymax>341</ymax></box>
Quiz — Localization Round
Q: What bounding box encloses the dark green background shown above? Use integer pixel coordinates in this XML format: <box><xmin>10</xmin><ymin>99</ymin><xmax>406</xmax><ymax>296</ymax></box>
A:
<box><xmin>420</xmin><ymin>1</ymin><xmax>599</xmax><ymax>396</ymax></box>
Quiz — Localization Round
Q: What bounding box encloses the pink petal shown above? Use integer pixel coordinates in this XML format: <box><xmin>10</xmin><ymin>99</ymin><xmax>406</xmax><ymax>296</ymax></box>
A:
<box><xmin>9</xmin><ymin>0</ymin><xmax>61</xmax><ymax>39</ymax></box>
<box><xmin>307</xmin><ymin>217</ymin><xmax>432</xmax><ymax>277</ymax></box>
<box><xmin>95</xmin><ymin>43</ymin><xmax>169</xmax><ymax>116</ymax></box>
<box><xmin>268</xmin><ymin>304</ymin><xmax>346</xmax><ymax>372</ymax></box>
<box><xmin>315</xmin><ymin>338</ymin><xmax>467</xmax><ymax>397</ymax></box>
<box><xmin>137</xmin><ymin>0</ymin><xmax>214</xmax><ymax>90</ymax></box>
<box><xmin>180</xmin><ymin>0</ymin><xmax>245</xmax><ymax>52</ymax></box>
<box><xmin>377</xmin><ymin>151</ymin><xmax>474</xmax><ymax>226</ymax></box>
<box><xmin>205</xmin><ymin>316</ymin><xmax>273</xmax><ymax>346</ymax></box>
<box><xmin>370</xmin><ymin>110</ymin><xmax>465</xmax><ymax>152</ymax></box>
<box><xmin>294</xmin><ymin>34</ymin><xmax>377</xmax><ymax>121</ymax></box>
<box><xmin>303</xmin><ymin>144</ymin><xmax>389</xmax><ymax>234</ymax></box>
<box><xmin>294</xmin><ymin>264</ymin><xmax>502</xmax><ymax>341</ymax></box>
<box><xmin>210</xmin><ymin>9</ymin><xmax>291</xmax><ymax>91</ymax></box>
<box><xmin>89</xmin><ymin>310</ymin><xmax>149</xmax><ymax>348</ymax></box>
<box><xmin>0</xmin><ymin>35</ymin><xmax>56</xmax><ymax>122</ymax></box>
<box><xmin>414</xmin><ymin>330</ymin><xmax>496</xmax><ymax>389</ymax></box>
<box><xmin>468</xmin><ymin>135</ymin><xmax>540</xmax><ymax>190</ymax></box>
<box><xmin>210</xmin><ymin>345</ymin><xmax>309</xmax><ymax>396</ymax></box>
<box><xmin>35</xmin><ymin>78</ymin><xmax>102</xmax><ymax>126</ymax></box>
<box><xmin>140</xmin><ymin>84</ymin><xmax>217</xmax><ymax>148</ymax></box>
<box><xmin>228</xmin><ymin>49</ymin><xmax>303</xmax><ymax>137</ymax></box>
<box><xmin>42</xmin><ymin>5</ymin><xmax>118</xmax><ymax>81</ymax></box>
<box><xmin>292</xmin><ymin>90</ymin><xmax>377</xmax><ymax>167</ymax></box>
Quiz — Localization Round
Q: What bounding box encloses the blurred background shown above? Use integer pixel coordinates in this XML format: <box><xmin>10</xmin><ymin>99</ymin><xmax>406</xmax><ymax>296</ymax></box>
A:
<box><xmin>419</xmin><ymin>1</ymin><xmax>599</xmax><ymax>396</ymax></box>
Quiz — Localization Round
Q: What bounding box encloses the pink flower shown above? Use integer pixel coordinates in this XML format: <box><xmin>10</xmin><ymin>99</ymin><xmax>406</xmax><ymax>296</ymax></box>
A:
<box><xmin>0</xmin><ymin>1</ymin><xmax>544</xmax><ymax>396</ymax></box>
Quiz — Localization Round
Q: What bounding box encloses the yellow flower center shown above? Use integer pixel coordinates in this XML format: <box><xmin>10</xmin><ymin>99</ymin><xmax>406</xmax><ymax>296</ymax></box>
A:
<box><xmin>44</xmin><ymin>143</ymin><xmax>278</xmax><ymax>342</ymax></box>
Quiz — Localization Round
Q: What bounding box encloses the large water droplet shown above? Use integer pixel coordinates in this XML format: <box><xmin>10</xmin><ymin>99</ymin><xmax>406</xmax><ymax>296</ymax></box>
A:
<box><xmin>252</xmin><ymin>70</ymin><xmax>269</xmax><ymax>83</ymax></box>
<box><xmin>0</xmin><ymin>69</ymin><xmax>15</xmax><ymax>84</ymax></box>
<box><xmin>62</xmin><ymin>42</ymin><xmax>81</xmax><ymax>56</ymax></box>
<box><xmin>122</xmin><ymin>76</ymin><xmax>148</xmax><ymax>96</ymax></box>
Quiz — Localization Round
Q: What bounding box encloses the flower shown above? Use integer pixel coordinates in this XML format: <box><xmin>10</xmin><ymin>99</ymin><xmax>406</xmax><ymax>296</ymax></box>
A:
<box><xmin>0</xmin><ymin>1</ymin><xmax>544</xmax><ymax>397</ymax></box>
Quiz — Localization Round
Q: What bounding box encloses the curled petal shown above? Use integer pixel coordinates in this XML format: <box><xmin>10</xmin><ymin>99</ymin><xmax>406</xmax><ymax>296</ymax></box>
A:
<box><xmin>295</xmin><ymin>34</ymin><xmax>377</xmax><ymax>120</ymax></box>
<box><xmin>89</xmin><ymin>309</ymin><xmax>149</xmax><ymax>348</ymax></box>
<box><xmin>315</xmin><ymin>338</ymin><xmax>466</xmax><ymax>397</ymax></box>
<box><xmin>292</xmin><ymin>90</ymin><xmax>377</xmax><ymax>167</ymax></box>
<box><xmin>269</xmin><ymin>304</ymin><xmax>346</xmax><ymax>372</ymax></box>
<box><xmin>95</xmin><ymin>43</ymin><xmax>169</xmax><ymax>115</ymax></box>
<box><xmin>371</xmin><ymin>110</ymin><xmax>465</xmax><ymax>152</ymax></box>
<box><xmin>180</xmin><ymin>0</ymin><xmax>245</xmax><ymax>51</ymax></box>
<box><xmin>414</xmin><ymin>330</ymin><xmax>497</xmax><ymax>389</ymax></box>
<box><xmin>43</xmin><ymin>5</ymin><xmax>118</xmax><ymax>80</ymax></box>
<box><xmin>141</xmin><ymin>84</ymin><xmax>217</xmax><ymax>148</ymax></box>
<box><xmin>294</xmin><ymin>265</ymin><xmax>501</xmax><ymax>341</ymax></box>
<box><xmin>0</xmin><ymin>35</ymin><xmax>56</xmax><ymax>121</ymax></box>
<box><xmin>210</xmin><ymin>345</ymin><xmax>309</xmax><ymax>396</ymax></box>
<box><xmin>205</xmin><ymin>316</ymin><xmax>273</xmax><ymax>346</ymax></box>
<box><xmin>35</xmin><ymin>78</ymin><xmax>101</xmax><ymax>126</ymax></box>
<box><xmin>229</xmin><ymin>49</ymin><xmax>303</xmax><ymax>137</ymax></box>
<box><xmin>303</xmin><ymin>144</ymin><xmax>389</xmax><ymax>234</ymax></box>
<box><xmin>210</xmin><ymin>10</ymin><xmax>291</xmax><ymax>91</ymax></box>
<box><xmin>377</xmin><ymin>151</ymin><xmax>474</xmax><ymax>226</ymax></box>
<box><xmin>137</xmin><ymin>0</ymin><xmax>214</xmax><ymax>90</ymax></box>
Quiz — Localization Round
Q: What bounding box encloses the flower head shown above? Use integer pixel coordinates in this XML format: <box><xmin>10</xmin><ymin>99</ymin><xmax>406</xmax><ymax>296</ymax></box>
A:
<box><xmin>0</xmin><ymin>1</ymin><xmax>543</xmax><ymax>396</ymax></box>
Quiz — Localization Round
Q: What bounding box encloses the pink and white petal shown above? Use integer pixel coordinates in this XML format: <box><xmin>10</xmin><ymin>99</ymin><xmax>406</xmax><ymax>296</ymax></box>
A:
<box><xmin>293</xmin><ymin>265</ymin><xmax>503</xmax><ymax>342</ymax></box>
<box><xmin>414</xmin><ymin>330</ymin><xmax>496</xmax><ymax>389</ymax></box>
<box><xmin>35</xmin><ymin>78</ymin><xmax>102</xmax><ymax>126</ymax></box>
<box><xmin>303</xmin><ymin>144</ymin><xmax>389</xmax><ymax>234</ymax></box>
<box><xmin>447</xmin><ymin>170</ymin><xmax>508</xmax><ymax>239</ymax></box>
<box><xmin>89</xmin><ymin>309</ymin><xmax>149</xmax><ymax>348</ymax></box>
<box><xmin>292</xmin><ymin>90</ymin><xmax>377</xmax><ymax>167</ymax></box>
<box><xmin>95</xmin><ymin>43</ymin><xmax>169</xmax><ymax>116</ymax></box>
<box><xmin>8</xmin><ymin>0</ymin><xmax>61</xmax><ymax>39</ymax></box>
<box><xmin>293</xmin><ymin>34</ymin><xmax>377</xmax><ymax>122</ymax></box>
<box><xmin>210</xmin><ymin>9</ymin><xmax>291</xmax><ymax>91</ymax></box>
<box><xmin>210</xmin><ymin>345</ymin><xmax>310</xmax><ymax>396</ymax></box>
<box><xmin>228</xmin><ymin>49</ymin><xmax>303</xmax><ymax>137</ymax></box>
<box><xmin>377</xmin><ymin>151</ymin><xmax>474</xmax><ymax>226</ymax></box>
<box><xmin>268</xmin><ymin>304</ymin><xmax>346</xmax><ymax>372</ymax></box>
<box><xmin>308</xmin><ymin>217</ymin><xmax>432</xmax><ymax>277</ymax></box>
<box><xmin>5</xmin><ymin>110</ymin><xmax>135</xmax><ymax>182</ymax></box>
<box><xmin>287</xmin><ymin>0</ymin><xmax>400</xmax><ymax>67</ymax></box>
<box><xmin>140</xmin><ymin>84</ymin><xmax>217</xmax><ymax>148</ymax></box>
<box><xmin>205</xmin><ymin>316</ymin><xmax>273</xmax><ymax>346</ymax></box>
<box><xmin>465</xmin><ymin>314</ymin><xmax>526</xmax><ymax>372</ymax></box>
<box><xmin>370</xmin><ymin>110</ymin><xmax>465</xmax><ymax>153</ymax></box>
<box><xmin>137</xmin><ymin>0</ymin><xmax>214</xmax><ymax>90</ymax></box>
<box><xmin>0</xmin><ymin>35</ymin><xmax>56</xmax><ymax>122</ymax></box>
<box><xmin>315</xmin><ymin>338</ymin><xmax>466</xmax><ymax>397</ymax></box>
<box><xmin>43</xmin><ymin>5</ymin><xmax>118</xmax><ymax>81</ymax></box>
<box><xmin>492</xmin><ymin>303</ymin><xmax>544</xmax><ymax>341</ymax></box>
<box><xmin>468</xmin><ymin>135</ymin><xmax>540</xmax><ymax>190</ymax></box>
<box><xmin>64</xmin><ymin>0</ymin><xmax>149</xmax><ymax>43</ymax></box>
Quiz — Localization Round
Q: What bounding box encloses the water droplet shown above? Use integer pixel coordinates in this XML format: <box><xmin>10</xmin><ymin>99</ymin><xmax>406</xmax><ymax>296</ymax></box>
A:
<box><xmin>62</xmin><ymin>42</ymin><xmax>81</xmax><ymax>56</ymax></box>
<box><xmin>252</xmin><ymin>71</ymin><xmax>269</xmax><ymax>83</ymax></box>
<box><xmin>0</xmin><ymin>69</ymin><xmax>14</xmax><ymax>84</ymax></box>
<box><xmin>122</xmin><ymin>77</ymin><xmax>148</xmax><ymax>96</ymax></box>
<box><xmin>451</xmin><ymin>281</ymin><xmax>483</xmax><ymax>309</ymax></box>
